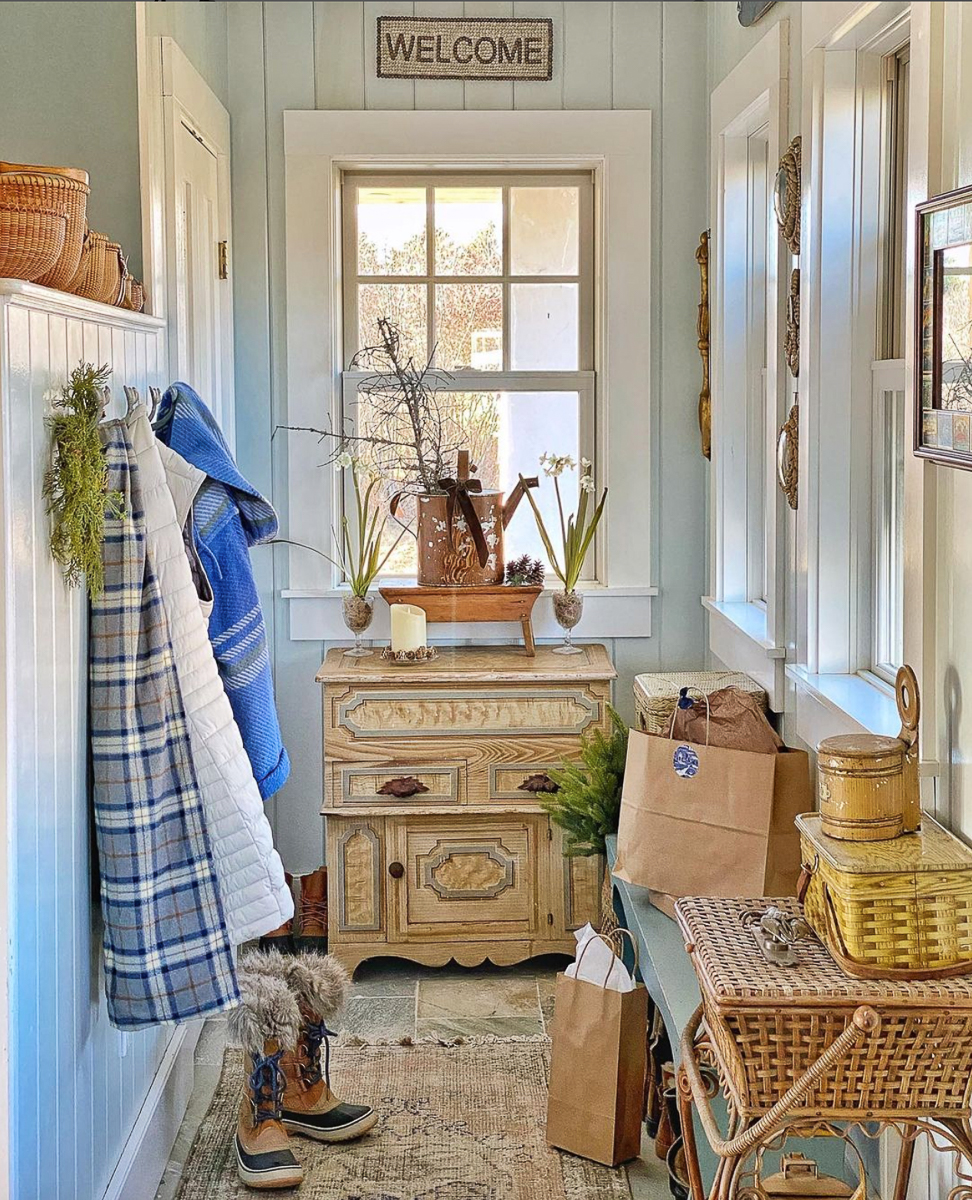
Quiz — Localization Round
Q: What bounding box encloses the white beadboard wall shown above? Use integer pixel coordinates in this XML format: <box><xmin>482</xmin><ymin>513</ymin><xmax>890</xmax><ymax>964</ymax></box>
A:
<box><xmin>1</xmin><ymin>282</ymin><xmax>172</xmax><ymax>1200</ymax></box>
<box><xmin>226</xmin><ymin>1</ymin><xmax>709</xmax><ymax>872</ymax></box>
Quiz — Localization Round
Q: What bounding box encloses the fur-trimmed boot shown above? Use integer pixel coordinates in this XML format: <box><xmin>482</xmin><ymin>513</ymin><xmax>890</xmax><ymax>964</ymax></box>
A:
<box><xmin>295</xmin><ymin>868</ymin><xmax>327</xmax><ymax>952</ymax></box>
<box><xmin>259</xmin><ymin>873</ymin><xmax>296</xmax><ymax>955</ymax></box>
<box><xmin>241</xmin><ymin>949</ymin><xmax>379</xmax><ymax>1143</ymax></box>
<box><xmin>228</xmin><ymin>969</ymin><xmax>305</xmax><ymax>1190</ymax></box>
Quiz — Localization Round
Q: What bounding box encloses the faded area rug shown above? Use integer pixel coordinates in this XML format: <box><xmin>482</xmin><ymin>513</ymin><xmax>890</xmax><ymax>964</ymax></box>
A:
<box><xmin>175</xmin><ymin>1037</ymin><xmax>632</xmax><ymax>1200</ymax></box>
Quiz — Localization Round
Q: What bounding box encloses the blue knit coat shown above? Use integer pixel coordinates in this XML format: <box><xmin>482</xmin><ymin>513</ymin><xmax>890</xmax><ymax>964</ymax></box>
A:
<box><xmin>155</xmin><ymin>383</ymin><xmax>290</xmax><ymax>800</ymax></box>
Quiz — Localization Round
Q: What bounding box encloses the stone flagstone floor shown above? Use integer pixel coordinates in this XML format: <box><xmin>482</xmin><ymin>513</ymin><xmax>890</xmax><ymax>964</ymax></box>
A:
<box><xmin>154</xmin><ymin>955</ymin><xmax>669</xmax><ymax>1199</ymax></box>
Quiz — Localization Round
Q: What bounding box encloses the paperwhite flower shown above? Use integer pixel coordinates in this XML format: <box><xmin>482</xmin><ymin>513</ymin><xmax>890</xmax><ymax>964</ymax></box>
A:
<box><xmin>581</xmin><ymin>457</ymin><xmax>592</xmax><ymax>471</ymax></box>
<box><xmin>542</xmin><ymin>453</ymin><xmax>576</xmax><ymax>478</ymax></box>
<box><xmin>335</xmin><ymin>451</ymin><xmax>354</xmax><ymax>470</ymax></box>
<box><xmin>580</xmin><ymin>474</ymin><xmax>595</xmax><ymax>494</ymax></box>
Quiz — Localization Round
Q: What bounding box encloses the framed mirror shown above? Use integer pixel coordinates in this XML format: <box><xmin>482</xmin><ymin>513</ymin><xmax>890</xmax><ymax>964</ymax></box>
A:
<box><xmin>915</xmin><ymin>186</ymin><xmax>972</xmax><ymax>468</ymax></box>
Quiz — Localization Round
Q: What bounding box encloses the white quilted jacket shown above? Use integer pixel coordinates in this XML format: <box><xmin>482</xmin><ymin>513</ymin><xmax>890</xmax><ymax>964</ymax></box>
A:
<box><xmin>128</xmin><ymin>405</ymin><xmax>293</xmax><ymax>944</ymax></box>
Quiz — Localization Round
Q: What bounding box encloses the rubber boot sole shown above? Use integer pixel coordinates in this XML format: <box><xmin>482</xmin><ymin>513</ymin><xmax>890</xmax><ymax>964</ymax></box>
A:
<box><xmin>282</xmin><ymin>1108</ymin><xmax>379</xmax><ymax>1143</ymax></box>
<box><xmin>235</xmin><ymin>1147</ymin><xmax>304</xmax><ymax>1190</ymax></box>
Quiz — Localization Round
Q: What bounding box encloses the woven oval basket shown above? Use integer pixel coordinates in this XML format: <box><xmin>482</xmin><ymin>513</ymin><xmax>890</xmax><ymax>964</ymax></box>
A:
<box><xmin>0</xmin><ymin>163</ymin><xmax>89</xmax><ymax>290</ymax></box>
<box><xmin>67</xmin><ymin>231</ymin><xmax>125</xmax><ymax>306</ymax></box>
<box><xmin>633</xmin><ymin>670</ymin><xmax>769</xmax><ymax>734</ymax></box>
<box><xmin>0</xmin><ymin>182</ymin><xmax>67</xmax><ymax>282</ymax></box>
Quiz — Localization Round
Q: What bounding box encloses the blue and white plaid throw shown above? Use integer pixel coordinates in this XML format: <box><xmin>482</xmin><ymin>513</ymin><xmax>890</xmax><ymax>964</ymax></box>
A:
<box><xmin>90</xmin><ymin>421</ymin><xmax>240</xmax><ymax>1029</ymax></box>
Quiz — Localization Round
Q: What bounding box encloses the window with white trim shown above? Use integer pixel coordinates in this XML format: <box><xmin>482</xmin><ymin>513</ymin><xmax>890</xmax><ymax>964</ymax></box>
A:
<box><xmin>340</xmin><ymin>171</ymin><xmax>595</xmax><ymax>578</ymax></box>
<box><xmin>871</xmin><ymin>43</ymin><xmax>909</xmax><ymax>682</ymax></box>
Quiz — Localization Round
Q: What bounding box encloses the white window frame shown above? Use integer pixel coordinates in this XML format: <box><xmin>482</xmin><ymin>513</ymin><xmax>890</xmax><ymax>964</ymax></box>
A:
<box><xmin>281</xmin><ymin>110</ymin><xmax>655</xmax><ymax>643</ymax></box>
<box><xmin>788</xmin><ymin>2</ymin><xmax>914</xmax><ymax>748</ymax></box>
<box><xmin>704</xmin><ymin>20</ymin><xmax>789</xmax><ymax>710</ymax></box>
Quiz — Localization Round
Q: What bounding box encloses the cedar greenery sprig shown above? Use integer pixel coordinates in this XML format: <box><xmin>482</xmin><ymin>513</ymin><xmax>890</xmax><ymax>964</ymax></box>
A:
<box><xmin>44</xmin><ymin>362</ymin><xmax>125</xmax><ymax>598</ymax></box>
<box><xmin>541</xmin><ymin>705</ymin><xmax>628</xmax><ymax>857</ymax></box>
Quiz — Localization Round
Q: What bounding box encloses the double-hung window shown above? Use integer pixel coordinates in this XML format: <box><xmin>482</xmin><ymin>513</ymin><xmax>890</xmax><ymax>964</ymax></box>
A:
<box><xmin>340</xmin><ymin>171</ymin><xmax>595</xmax><ymax>578</ymax></box>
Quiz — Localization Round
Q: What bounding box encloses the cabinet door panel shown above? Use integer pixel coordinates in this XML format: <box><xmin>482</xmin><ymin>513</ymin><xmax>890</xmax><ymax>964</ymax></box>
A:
<box><xmin>549</xmin><ymin>821</ymin><xmax>604</xmax><ymax>936</ymax></box>
<box><xmin>332</xmin><ymin>820</ymin><xmax>384</xmax><ymax>936</ymax></box>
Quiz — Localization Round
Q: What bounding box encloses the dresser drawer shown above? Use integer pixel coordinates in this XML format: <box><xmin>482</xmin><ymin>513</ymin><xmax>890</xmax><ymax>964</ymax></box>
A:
<box><xmin>329</xmin><ymin>761</ymin><xmax>464</xmax><ymax>806</ymax></box>
<box><xmin>387</xmin><ymin>815</ymin><xmax>540</xmax><ymax>941</ymax></box>
<box><xmin>488</xmin><ymin>763</ymin><xmax>561</xmax><ymax>802</ymax></box>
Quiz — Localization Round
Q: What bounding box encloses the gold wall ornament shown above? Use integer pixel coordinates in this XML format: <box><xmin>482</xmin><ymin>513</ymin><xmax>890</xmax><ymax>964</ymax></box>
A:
<box><xmin>696</xmin><ymin>230</ymin><xmax>711</xmax><ymax>460</ymax></box>
<box><xmin>785</xmin><ymin>268</ymin><xmax>800</xmax><ymax>376</ymax></box>
<box><xmin>777</xmin><ymin>402</ymin><xmax>799</xmax><ymax>509</ymax></box>
<box><xmin>775</xmin><ymin>136</ymin><xmax>801</xmax><ymax>255</ymax></box>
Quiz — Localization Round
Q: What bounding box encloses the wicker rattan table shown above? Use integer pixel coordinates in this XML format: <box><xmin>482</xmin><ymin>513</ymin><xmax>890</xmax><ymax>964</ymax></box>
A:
<box><xmin>675</xmin><ymin>895</ymin><xmax>972</xmax><ymax>1200</ymax></box>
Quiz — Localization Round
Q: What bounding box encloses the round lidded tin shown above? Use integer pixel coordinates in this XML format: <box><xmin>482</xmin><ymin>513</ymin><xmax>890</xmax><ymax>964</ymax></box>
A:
<box><xmin>817</xmin><ymin>733</ymin><xmax>906</xmax><ymax>841</ymax></box>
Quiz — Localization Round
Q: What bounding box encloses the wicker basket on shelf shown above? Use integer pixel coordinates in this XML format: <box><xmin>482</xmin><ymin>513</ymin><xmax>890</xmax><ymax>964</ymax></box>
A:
<box><xmin>67</xmin><ymin>231</ymin><xmax>125</xmax><ymax>306</ymax></box>
<box><xmin>0</xmin><ymin>178</ymin><xmax>67</xmax><ymax>281</ymax></box>
<box><xmin>0</xmin><ymin>163</ymin><xmax>89</xmax><ymax>290</ymax></box>
<box><xmin>119</xmin><ymin>274</ymin><xmax>145</xmax><ymax>313</ymax></box>
<box><xmin>633</xmin><ymin>670</ymin><xmax>769</xmax><ymax>734</ymax></box>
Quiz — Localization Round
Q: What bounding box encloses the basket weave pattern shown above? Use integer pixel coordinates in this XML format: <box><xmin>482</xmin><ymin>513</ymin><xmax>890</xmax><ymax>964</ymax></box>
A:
<box><xmin>67</xmin><ymin>232</ymin><xmax>124</xmax><ymax>306</ymax></box>
<box><xmin>0</xmin><ymin>191</ymin><xmax>66</xmax><ymax>281</ymax></box>
<box><xmin>31</xmin><ymin>175</ymin><xmax>88</xmax><ymax>289</ymax></box>
<box><xmin>633</xmin><ymin>670</ymin><xmax>768</xmax><ymax>734</ymax></box>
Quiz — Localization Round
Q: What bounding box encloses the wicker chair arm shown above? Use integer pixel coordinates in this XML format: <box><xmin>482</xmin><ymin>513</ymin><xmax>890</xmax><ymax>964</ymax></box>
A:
<box><xmin>679</xmin><ymin>1002</ymin><xmax>880</xmax><ymax>1160</ymax></box>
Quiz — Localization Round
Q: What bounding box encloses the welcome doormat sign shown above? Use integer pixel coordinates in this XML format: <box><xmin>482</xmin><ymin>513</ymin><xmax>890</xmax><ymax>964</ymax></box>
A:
<box><xmin>377</xmin><ymin>16</ymin><xmax>554</xmax><ymax>82</ymax></box>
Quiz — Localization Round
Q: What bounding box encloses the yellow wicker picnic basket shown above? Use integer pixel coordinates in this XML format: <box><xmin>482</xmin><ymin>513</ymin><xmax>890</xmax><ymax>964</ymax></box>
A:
<box><xmin>797</xmin><ymin>811</ymin><xmax>972</xmax><ymax>979</ymax></box>
<box><xmin>633</xmin><ymin>670</ymin><xmax>768</xmax><ymax>735</ymax></box>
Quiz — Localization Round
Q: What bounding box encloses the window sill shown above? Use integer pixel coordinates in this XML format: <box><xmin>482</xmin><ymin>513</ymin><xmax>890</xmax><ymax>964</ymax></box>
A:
<box><xmin>701</xmin><ymin>597</ymin><xmax>785</xmax><ymax>710</ymax></box>
<box><xmin>786</xmin><ymin>664</ymin><xmax>900</xmax><ymax>744</ymax></box>
<box><xmin>282</xmin><ymin>583</ymin><xmax>658</xmax><ymax>642</ymax></box>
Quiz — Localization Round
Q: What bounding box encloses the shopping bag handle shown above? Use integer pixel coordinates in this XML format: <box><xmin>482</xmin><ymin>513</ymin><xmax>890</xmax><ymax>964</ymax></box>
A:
<box><xmin>667</xmin><ymin>687</ymin><xmax>711</xmax><ymax>746</ymax></box>
<box><xmin>574</xmin><ymin>928</ymin><xmax>639</xmax><ymax>988</ymax></box>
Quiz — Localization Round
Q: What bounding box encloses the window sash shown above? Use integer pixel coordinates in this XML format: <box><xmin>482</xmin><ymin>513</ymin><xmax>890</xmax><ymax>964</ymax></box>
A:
<box><xmin>870</xmin><ymin>360</ymin><xmax>906</xmax><ymax>682</ymax></box>
<box><xmin>342</xmin><ymin>170</ymin><xmax>595</xmax><ymax>371</ymax></box>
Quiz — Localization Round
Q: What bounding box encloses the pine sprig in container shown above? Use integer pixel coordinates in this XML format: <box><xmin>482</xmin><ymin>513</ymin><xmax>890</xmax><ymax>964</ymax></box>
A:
<box><xmin>44</xmin><ymin>362</ymin><xmax>125</xmax><ymax>598</ymax></box>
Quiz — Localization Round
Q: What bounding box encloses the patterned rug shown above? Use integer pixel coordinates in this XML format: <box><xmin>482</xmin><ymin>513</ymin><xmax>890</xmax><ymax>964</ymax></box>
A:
<box><xmin>175</xmin><ymin>1037</ymin><xmax>632</xmax><ymax>1200</ymax></box>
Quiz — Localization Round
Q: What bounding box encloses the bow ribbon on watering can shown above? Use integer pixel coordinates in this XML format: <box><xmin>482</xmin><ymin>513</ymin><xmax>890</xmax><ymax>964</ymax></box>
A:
<box><xmin>437</xmin><ymin>450</ymin><xmax>491</xmax><ymax>567</ymax></box>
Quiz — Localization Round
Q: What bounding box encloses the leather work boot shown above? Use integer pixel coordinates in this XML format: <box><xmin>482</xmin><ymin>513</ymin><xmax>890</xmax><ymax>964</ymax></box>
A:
<box><xmin>229</xmin><ymin>970</ymin><xmax>305</xmax><ymax>1189</ymax></box>
<box><xmin>259</xmin><ymin>873</ymin><xmax>296</xmax><ymax>955</ymax></box>
<box><xmin>295</xmin><ymin>868</ymin><xmax>328</xmax><ymax>952</ymax></box>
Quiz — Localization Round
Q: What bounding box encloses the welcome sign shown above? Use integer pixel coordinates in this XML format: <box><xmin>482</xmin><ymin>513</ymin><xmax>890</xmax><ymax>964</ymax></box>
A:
<box><xmin>376</xmin><ymin>16</ymin><xmax>553</xmax><ymax>82</ymax></box>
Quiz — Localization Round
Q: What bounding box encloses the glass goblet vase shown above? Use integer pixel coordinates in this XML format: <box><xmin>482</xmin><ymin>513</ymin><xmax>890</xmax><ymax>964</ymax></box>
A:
<box><xmin>342</xmin><ymin>593</ymin><xmax>374</xmax><ymax>658</ymax></box>
<box><xmin>551</xmin><ymin>589</ymin><xmax>584</xmax><ymax>656</ymax></box>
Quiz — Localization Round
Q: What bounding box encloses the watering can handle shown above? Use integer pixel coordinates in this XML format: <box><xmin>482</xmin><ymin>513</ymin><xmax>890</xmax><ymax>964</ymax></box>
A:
<box><xmin>502</xmin><ymin>476</ymin><xmax>539</xmax><ymax>529</ymax></box>
<box><xmin>896</xmin><ymin>665</ymin><xmax>920</xmax><ymax>745</ymax></box>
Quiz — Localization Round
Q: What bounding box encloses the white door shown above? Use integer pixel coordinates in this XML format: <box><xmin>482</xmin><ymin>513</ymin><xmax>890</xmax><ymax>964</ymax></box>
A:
<box><xmin>173</xmin><ymin>118</ymin><xmax>220</xmax><ymax>412</ymax></box>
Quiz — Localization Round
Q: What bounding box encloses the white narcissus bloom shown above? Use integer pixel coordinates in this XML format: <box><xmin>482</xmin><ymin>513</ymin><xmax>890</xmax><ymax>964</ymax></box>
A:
<box><xmin>542</xmin><ymin>453</ymin><xmax>577</xmax><ymax>478</ymax></box>
<box><xmin>581</xmin><ymin>457</ymin><xmax>592</xmax><ymax>471</ymax></box>
<box><xmin>580</xmin><ymin>474</ymin><xmax>596</xmax><ymax>494</ymax></box>
<box><xmin>335</xmin><ymin>451</ymin><xmax>354</xmax><ymax>469</ymax></box>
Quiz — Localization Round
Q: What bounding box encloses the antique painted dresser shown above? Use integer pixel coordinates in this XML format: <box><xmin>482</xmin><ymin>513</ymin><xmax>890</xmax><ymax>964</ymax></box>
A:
<box><xmin>318</xmin><ymin>644</ymin><xmax>616</xmax><ymax>974</ymax></box>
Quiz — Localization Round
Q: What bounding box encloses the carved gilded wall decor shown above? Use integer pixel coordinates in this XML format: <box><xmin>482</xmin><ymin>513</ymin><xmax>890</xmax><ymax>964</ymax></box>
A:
<box><xmin>785</xmin><ymin>268</ymin><xmax>800</xmax><ymax>376</ymax></box>
<box><xmin>696</xmin><ymin>230</ymin><xmax>711</xmax><ymax>459</ymax></box>
<box><xmin>777</xmin><ymin>403</ymin><xmax>799</xmax><ymax>510</ymax></box>
<box><xmin>775</xmin><ymin>136</ymin><xmax>802</xmax><ymax>255</ymax></box>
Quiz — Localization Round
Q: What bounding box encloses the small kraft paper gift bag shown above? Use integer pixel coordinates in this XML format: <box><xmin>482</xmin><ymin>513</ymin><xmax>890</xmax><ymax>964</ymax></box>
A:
<box><xmin>613</xmin><ymin>690</ymin><xmax>809</xmax><ymax>904</ymax></box>
<box><xmin>546</xmin><ymin>929</ymin><xmax>648</xmax><ymax>1167</ymax></box>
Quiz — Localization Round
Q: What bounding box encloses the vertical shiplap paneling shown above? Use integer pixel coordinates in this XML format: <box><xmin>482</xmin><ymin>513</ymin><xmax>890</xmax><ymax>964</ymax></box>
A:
<box><xmin>612</xmin><ymin>0</ymin><xmax>660</xmax><ymax>110</ymax></box>
<box><xmin>562</xmin><ymin>1</ymin><xmax>613</xmax><ymax>109</ymax></box>
<box><xmin>365</xmin><ymin>0</ymin><xmax>416</xmax><ymax>109</ymax></box>
<box><xmin>462</xmin><ymin>0</ymin><xmax>514</xmax><ymax>110</ymax></box>
<box><xmin>413</xmin><ymin>1</ymin><xmax>465</xmax><ymax>109</ymax></box>
<box><xmin>313</xmin><ymin>1</ymin><xmax>366</xmax><ymax>108</ymax></box>
<box><xmin>6</xmin><ymin>294</ymin><xmax>169</xmax><ymax>1200</ymax></box>
<box><xmin>512</xmin><ymin>0</ymin><xmax>563</xmax><ymax>109</ymax></box>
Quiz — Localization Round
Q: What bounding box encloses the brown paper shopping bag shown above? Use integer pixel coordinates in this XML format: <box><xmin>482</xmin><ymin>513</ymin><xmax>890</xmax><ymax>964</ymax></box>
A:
<box><xmin>613</xmin><ymin>721</ymin><xmax>810</xmax><ymax>901</ymax></box>
<box><xmin>546</xmin><ymin>931</ymin><xmax>648</xmax><ymax>1167</ymax></box>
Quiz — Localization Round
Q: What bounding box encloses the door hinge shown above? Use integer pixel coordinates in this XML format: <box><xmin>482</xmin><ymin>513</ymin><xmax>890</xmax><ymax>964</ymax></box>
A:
<box><xmin>547</xmin><ymin>912</ymin><xmax>554</xmax><ymax>926</ymax></box>
<box><xmin>218</xmin><ymin>240</ymin><xmax>229</xmax><ymax>280</ymax></box>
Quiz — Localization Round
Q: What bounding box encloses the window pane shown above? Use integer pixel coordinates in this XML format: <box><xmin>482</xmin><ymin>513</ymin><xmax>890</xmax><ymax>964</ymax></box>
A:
<box><xmin>510</xmin><ymin>187</ymin><xmax>580</xmax><ymax>276</ymax></box>
<box><xmin>434</xmin><ymin>284</ymin><xmax>502</xmax><ymax>370</ymax></box>
<box><xmin>356</xmin><ymin>186</ymin><xmax>426</xmax><ymax>275</ymax></box>
<box><xmin>500</xmin><ymin>392</ymin><xmax>581</xmax><ymax>570</ymax></box>
<box><xmin>434</xmin><ymin>187</ymin><xmax>502</xmax><ymax>276</ymax></box>
<box><xmin>357</xmin><ymin>285</ymin><xmax>427</xmax><ymax>364</ymax></box>
<box><xmin>510</xmin><ymin>284</ymin><xmax>579</xmax><ymax>369</ymax></box>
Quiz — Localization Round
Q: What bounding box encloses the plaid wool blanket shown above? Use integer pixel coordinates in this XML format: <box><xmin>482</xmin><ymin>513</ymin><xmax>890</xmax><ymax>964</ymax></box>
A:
<box><xmin>90</xmin><ymin>421</ymin><xmax>239</xmax><ymax>1029</ymax></box>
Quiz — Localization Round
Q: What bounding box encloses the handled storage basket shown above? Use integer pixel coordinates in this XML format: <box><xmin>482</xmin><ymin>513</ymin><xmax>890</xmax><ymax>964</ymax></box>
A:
<box><xmin>67</xmin><ymin>231</ymin><xmax>126</xmax><ymax>306</ymax></box>
<box><xmin>797</xmin><ymin>811</ymin><xmax>972</xmax><ymax>978</ymax></box>
<box><xmin>0</xmin><ymin>163</ymin><xmax>89</xmax><ymax>290</ymax></box>
<box><xmin>633</xmin><ymin>670</ymin><xmax>768</xmax><ymax>735</ymax></box>
<box><xmin>0</xmin><ymin>174</ymin><xmax>68</xmax><ymax>282</ymax></box>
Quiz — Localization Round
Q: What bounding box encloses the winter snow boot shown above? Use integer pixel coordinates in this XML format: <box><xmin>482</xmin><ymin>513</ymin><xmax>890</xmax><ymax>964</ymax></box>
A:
<box><xmin>259</xmin><ymin>872</ymin><xmax>296</xmax><ymax>955</ymax></box>
<box><xmin>242</xmin><ymin>948</ymin><xmax>379</xmax><ymax>1143</ymax></box>
<box><xmin>295</xmin><ymin>868</ymin><xmax>328</xmax><ymax>952</ymax></box>
<box><xmin>228</xmin><ymin>968</ymin><xmax>305</xmax><ymax>1190</ymax></box>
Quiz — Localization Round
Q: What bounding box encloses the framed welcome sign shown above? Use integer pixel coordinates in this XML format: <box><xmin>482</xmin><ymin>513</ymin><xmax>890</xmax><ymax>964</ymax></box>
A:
<box><xmin>916</xmin><ymin>185</ymin><xmax>972</xmax><ymax>468</ymax></box>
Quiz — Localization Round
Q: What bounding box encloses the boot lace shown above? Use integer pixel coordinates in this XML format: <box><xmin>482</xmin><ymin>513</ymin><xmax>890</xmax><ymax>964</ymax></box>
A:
<box><xmin>299</xmin><ymin>1020</ymin><xmax>335</xmax><ymax>1088</ymax></box>
<box><xmin>249</xmin><ymin>1049</ymin><xmax>286</xmax><ymax>1123</ymax></box>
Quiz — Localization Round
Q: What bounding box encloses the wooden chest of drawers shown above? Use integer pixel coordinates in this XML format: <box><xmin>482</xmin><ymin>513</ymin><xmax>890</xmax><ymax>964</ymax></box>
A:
<box><xmin>318</xmin><ymin>644</ymin><xmax>616</xmax><ymax>974</ymax></box>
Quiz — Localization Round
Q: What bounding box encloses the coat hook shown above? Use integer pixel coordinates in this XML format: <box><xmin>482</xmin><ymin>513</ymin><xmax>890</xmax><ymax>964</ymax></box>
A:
<box><xmin>123</xmin><ymin>386</ymin><xmax>141</xmax><ymax>417</ymax></box>
<box><xmin>148</xmin><ymin>386</ymin><xmax>162</xmax><ymax>422</ymax></box>
<box><xmin>100</xmin><ymin>385</ymin><xmax>112</xmax><ymax>419</ymax></box>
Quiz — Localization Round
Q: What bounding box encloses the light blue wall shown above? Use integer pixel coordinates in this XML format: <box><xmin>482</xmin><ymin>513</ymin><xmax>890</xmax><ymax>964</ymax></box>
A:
<box><xmin>226</xmin><ymin>1</ymin><xmax>710</xmax><ymax>873</ymax></box>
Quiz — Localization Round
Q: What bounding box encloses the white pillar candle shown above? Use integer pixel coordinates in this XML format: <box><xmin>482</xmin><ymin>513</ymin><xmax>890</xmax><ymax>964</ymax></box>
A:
<box><xmin>390</xmin><ymin>603</ymin><xmax>427</xmax><ymax>652</ymax></box>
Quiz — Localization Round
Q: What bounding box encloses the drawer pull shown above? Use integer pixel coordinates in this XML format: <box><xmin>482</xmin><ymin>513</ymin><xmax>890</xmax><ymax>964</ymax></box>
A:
<box><xmin>518</xmin><ymin>772</ymin><xmax>559</xmax><ymax>794</ymax></box>
<box><xmin>376</xmin><ymin>775</ymin><xmax>430</xmax><ymax>798</ymax></box>
<box><xmin>388</xmin><ymin>861</ymin><xmax>406</xmax><ymax>880</ymax></box>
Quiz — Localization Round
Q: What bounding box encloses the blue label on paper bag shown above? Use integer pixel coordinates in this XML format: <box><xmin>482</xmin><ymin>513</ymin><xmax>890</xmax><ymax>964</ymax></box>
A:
<box><xmin>672</xmin><ymin>744</ymin><xmax>699</xmax><ymax>779</ymax></box>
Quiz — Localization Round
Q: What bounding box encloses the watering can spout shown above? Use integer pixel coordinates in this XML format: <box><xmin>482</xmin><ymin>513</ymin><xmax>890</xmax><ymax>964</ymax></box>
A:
<box><xmin>503</xmin><ymin>476</ymin><xmax>539</xmax><ymax>529</ymax></box>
